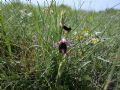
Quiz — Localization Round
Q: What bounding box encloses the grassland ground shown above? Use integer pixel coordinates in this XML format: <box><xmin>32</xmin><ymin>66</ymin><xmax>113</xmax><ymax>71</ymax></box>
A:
<box><xmin>0</xmin><ymin>0</ymin><xmax>120</xmax><ymax>90</ymax></box>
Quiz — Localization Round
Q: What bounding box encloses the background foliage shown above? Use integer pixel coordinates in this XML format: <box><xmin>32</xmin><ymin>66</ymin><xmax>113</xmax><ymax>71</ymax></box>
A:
<box><xmin>0</xmin><ymin>0</ymin><xmax>120</xmax><ymax>90</ymax></box>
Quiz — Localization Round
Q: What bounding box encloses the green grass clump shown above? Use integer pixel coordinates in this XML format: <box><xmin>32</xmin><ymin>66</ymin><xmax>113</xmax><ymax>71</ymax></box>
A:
<box><xmin>0</xmin><ymin>0</ymin><xmax>120</xmax><ymax>90</ymax></box>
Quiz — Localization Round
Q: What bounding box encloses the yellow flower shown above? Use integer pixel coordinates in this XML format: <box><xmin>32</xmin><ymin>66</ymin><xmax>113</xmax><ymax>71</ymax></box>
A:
<box><xmin>87</xmin><ymin>15</ymin><xmax>94</xmax><ymax>21</ymax></box>
<box><xmin>83</xmin><ymin>28</ymin><xmax>90</xmax><ymax>33</ymax></box>
<box><xmin>91</xmin><ymin>38</ymin><xmax>99</xmax><ymax>45</ymax></box>
<box><xmin>76</xmin><ymin>34</ymin><xmax>84</xmax><ymax>41</ymax></box>
<box><xmin>82</xmin><ymin>28</ymin><xmax>90</xmax><ymax>37</ymax></box>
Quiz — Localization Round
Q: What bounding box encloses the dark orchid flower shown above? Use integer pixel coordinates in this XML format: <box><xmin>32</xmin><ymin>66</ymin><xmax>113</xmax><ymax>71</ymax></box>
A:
<box><xmin>53</xmin><ymin>38</ymin><xmax>71</xmax><ymax>54</ymax></box>
<box><xmin>58</xmin><ymin>38</ymin><xmax>70</xmax><ymax>54</ymax></box>
<box><xmin>59</xmin><ymin>42</ymin><xmax>67</xmax><ymax>54</ymax></box>
<box><xmin>62</xmin><ymin>25</ymin><xmax>71</xmax><ymax>32</ymax></box>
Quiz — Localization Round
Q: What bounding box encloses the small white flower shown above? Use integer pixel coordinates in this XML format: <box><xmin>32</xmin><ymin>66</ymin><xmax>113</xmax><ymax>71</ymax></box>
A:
<box><xmin>50</xmin><ymin>10</ymin><xmax>54</xmax><ymax>14</ymax></box>
<box><xmin>27</xmin><ymin>12</ymin><xmax>32</xmax><ymax>17</ymax></box>
<box><xmin>95</xmin><ymin>31</ymin><xmax>101</xmax><ymax>36</ymax></box>
<box><xmin>73</xmin><ymin>31</ymin><xmax>77</xmax><ymax>35</ymax></box>
<box><xmin>20</xmin><ymin>9</ymin><xmax>27</xmax><ymax>18</ymax></box>
<box><xmin>84</xmin><ymin>33</ymin><xmax>89</xmax><ymax>37</ymax></box>
<box><xmin>20</xmin><ymin>9</ymin><xmax>27</xmax><ymax>13</ymax></box>
<box><xmin>15</xmin><ymin>61</ymin><xmax>21</xmax><ymax>64</ymax></box>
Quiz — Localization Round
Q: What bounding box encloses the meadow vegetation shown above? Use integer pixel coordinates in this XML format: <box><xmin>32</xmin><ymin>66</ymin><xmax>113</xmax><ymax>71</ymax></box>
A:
<box><xmin>0</xmin><ymin>0</ymin><xmax>120</xmax><ymax>90</ymax></box>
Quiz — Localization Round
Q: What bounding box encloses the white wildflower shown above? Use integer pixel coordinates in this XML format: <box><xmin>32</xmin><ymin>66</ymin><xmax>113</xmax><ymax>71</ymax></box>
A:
<box><xmin>84</xmin><ymin>32</ymin><xmax>89</xmax><ymax>37</ymax></box>
<box><xmin>95</xmin><ymin>31</ymin><xmax>101</xmax><ymax>36</ymax></box>
<box><xmin>91</xmin><ymin>38</ymin><xmax>99</xmax><ymax>44</ymax></box>
<box><xmin>50</xmin><ymin>10</ymin><xmax>54</xmax><ymax>14</ymax></box>
<box><xmin>73</xmin><ymin>31</ymin><xmax>77</xmax><ymax>35</ymax></box>
<box><xmin>27</xmin><ymin>12</ymin><xmax>32</xmax><ymax>17</ymax></box>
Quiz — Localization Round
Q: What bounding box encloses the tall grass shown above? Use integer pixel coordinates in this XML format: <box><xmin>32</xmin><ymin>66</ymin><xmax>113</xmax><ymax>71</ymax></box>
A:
<box><xmin>0</xmin><ymin>0</ymin><xmax>120</xmax><ymax>90</ymax></box>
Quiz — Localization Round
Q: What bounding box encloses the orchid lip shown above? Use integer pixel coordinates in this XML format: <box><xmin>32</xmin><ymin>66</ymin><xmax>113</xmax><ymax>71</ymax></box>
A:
<box><xmin>59</xmin><ymin>42</ymin><xmax>67</xmax><ymax>54</ymax></box>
